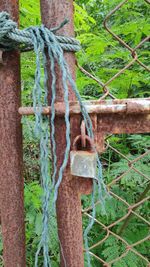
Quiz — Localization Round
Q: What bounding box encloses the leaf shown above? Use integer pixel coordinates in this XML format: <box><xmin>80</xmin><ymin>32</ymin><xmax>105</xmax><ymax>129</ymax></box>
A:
<box><xmin>35</xmin><ymin>213</ymin><xmax>42</xmax><ymax>236</ymax></box>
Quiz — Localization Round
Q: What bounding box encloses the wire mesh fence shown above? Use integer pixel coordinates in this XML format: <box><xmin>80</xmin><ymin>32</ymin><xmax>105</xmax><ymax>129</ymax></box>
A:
<box><xmin>81</xmin><ymin>0</ymin><xmax>150</xmax><ymax>266</ymax></box>
<box><xmin>82</xmin><ymin>134</ymin><xmax>150</xmax><ymax>266</ymax></box>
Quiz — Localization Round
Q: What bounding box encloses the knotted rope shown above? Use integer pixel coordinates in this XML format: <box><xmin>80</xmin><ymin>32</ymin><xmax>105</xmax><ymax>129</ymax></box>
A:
<box><xmin>0</xmin><ymin>11</ymin><xmax>108</xmax><ymax>267</ymax></box>
<box><xmin>0</xmin><ymin>12</ymin><xmax>81</xmax><ymax>52</ymax></box>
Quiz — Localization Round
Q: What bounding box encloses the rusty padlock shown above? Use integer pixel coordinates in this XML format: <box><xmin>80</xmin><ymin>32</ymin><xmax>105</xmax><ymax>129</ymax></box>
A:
<box><xmin>70</xmin><ymin>135</ymin><xmax>97</xmax><ymax>178</ymax></box>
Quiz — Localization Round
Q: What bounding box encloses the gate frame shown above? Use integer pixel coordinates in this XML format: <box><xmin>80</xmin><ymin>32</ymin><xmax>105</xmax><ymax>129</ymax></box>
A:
<box><xmin>0</xmin><ymin>0</ymin><xmax>149</xmax><ymax>266</ymax></box>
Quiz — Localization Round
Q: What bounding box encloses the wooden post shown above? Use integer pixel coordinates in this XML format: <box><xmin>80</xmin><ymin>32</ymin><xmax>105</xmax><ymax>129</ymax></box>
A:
<box><xmin>0</xmin><ymin>1</ymin><xmax>26</xmax><ymax>266</ymax></box>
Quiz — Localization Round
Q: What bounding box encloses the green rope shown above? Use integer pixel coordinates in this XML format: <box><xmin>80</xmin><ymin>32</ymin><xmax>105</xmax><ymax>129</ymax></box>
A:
<box><xmin>0</xmin><ymin>12</ymin><xmax>81</xmax><ymax>52</ymax></box>
<box><xmin>0</xmin><ymin>11</ymin><xmax>108</xmax><ymax>267</ymax></box>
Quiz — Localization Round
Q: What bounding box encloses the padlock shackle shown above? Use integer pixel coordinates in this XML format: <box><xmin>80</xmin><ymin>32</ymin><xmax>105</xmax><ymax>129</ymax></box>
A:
<box><xmin>81</xmin><ymin>120</ymin><xmax>86</xmax><ymax>148</ymax></box>
<box><xmin>73</xmin><ymin>135</ymin><xmax>95</xmax><ymax>152</ymax></box>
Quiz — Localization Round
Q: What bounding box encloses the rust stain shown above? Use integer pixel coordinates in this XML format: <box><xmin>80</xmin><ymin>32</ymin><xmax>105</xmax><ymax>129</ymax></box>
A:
<box><xmin>19</xmin><ymin>98</ymin><xmax>150</xmax><ymax>115</ymax></box>
<box><xmin>97</xmin><ymin>114</ymin><xmax>150</xmax><ymax>134</ymax></box>
<box><xmin>40</xmin><ymin>0</ymin><xmax>91</xmax><ymax>266</ymax></box>
<box><xmin>0</xmin><ymin>1</ymin><xmax>25</xmax><ymax>267</ymax></box>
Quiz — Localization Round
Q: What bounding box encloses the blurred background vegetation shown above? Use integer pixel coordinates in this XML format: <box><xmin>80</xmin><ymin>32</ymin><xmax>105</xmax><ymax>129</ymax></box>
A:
<box><xmin>0</xmin><ymin>0</ymin><xmax>150</xmax><ymax>266</ymax></box>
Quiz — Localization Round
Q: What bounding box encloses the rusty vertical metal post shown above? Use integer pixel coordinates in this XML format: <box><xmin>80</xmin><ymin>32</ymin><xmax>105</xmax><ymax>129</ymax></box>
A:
<box><xmin>0</xmin><ymin>1</ymin><xmax>26</xmax><ymax>267</ymax></box>
<box><xmin>40</xmin><ymin>0</ymin><xmax>92</xmax><ymax>266</ymax></box>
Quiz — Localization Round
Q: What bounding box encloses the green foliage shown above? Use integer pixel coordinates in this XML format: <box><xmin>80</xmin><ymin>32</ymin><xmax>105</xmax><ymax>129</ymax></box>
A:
<box><xmin>75</xmin><ymin>0</ymin><xmax>150</xmax><ymax>99</ymax></box>
<box><xmin>74</xmin><ymin>3</ymin><xmax>96</xmax><ymax>33</ymax></box>
<box><xmin>20</xmin><ymin>0</ymin><xmax>41</xmax><ymax>108</ymax></box>
<box><xmin>102</xmin><ymin>236</ymin><xmax>146</xmax><ymax>267</ymax></box>
<box><xmin>20</xmin><ymin>0</ymin><xmax>41</xmax><ymax>28</ymax></box>
<box><xmin>25</xmin><ymin>181</ymin><xmax>59</xmax><ymax>266</ymax></box>
<box><xmin>22</xmin><ymin>118</ymin><xmax>40</xmax><ymax>181</ymax></box>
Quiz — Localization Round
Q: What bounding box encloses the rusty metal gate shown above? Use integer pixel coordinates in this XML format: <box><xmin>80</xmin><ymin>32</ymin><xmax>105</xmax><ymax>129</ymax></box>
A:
<box><xmin>0</xmin><ymin>0</ymin><xmax>149</xmax><ymax>267</ymax></box>
<box><xmin>80</xmin><ymin>0</ymin><xmax>150</xmax><ymax>266</ymax></box>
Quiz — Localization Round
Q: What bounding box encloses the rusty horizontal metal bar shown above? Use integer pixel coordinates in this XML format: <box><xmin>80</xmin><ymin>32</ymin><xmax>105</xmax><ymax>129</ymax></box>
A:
<box><xmin>19</xmin><ymin>98</ymin><xmax>150</xmax><ymax>116</ymax></box>
<box><xmin>97</xmin><ymin>113</ymin><xmax>150</xmax><ymax>134</ymax></box>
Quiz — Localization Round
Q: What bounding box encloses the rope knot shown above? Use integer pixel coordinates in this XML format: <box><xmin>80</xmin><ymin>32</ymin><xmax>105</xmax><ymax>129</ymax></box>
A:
<box><xmin>0</xmin><ymin>11</ymin><xmax>81</xmax><ymax>52</ymax></box>
<box><xmin>0</xmin><ymin>12</ymin><xmax>17</xmax><ymax>39</ymax></box>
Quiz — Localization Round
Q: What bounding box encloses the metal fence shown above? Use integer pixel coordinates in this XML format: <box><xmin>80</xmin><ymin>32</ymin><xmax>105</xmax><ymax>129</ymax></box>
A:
<box><xmin>81</xmin><ymin>0</ymin><xmax>150</xmax><ymax>266</ymax></box>
<box><xmin>82</xmin><ymin>137</ymin><xmax>150</xmax><ymax>266</ymax></box>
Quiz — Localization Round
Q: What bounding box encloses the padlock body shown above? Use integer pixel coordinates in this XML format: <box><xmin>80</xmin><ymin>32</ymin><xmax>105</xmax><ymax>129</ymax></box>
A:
<box><xmin>70</xmin><ymin>150</ymin><xmax>97</xmax><ymax>178</ymax></box>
